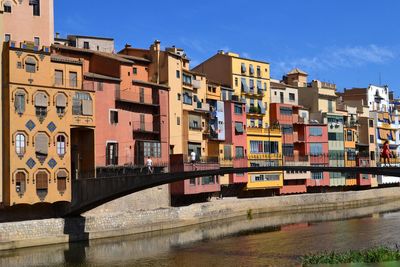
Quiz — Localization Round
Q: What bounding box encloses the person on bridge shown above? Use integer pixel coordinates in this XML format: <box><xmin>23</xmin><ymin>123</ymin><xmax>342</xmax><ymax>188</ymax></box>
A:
<box><xmin>381</xmin><ymin>140</ymin><xmax>391</xmax><ymax>166</ymax></box>
<box><xmin>146</xmin><ymin>156</ymin><xmax>153</xmax><ymax>174</ymax></box>
<box><xmin>190</xmin><ymin>151</ymin><xmax>197</xmax><ymax>170</ymax></box>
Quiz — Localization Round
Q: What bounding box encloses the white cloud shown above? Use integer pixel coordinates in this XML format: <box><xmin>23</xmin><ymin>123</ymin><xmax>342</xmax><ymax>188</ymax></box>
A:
<box><xmin>275</xmin><ymin>44</ymin><xmax>396</xmax><ymax>74</ymax></box>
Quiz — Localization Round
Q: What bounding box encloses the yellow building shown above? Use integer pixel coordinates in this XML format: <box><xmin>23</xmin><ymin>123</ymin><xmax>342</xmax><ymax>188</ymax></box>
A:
<box><xmin>2</xmin><ymin>42</ymin><xmax>95</xmax><ymax>206</ymax></box>
<box><xmin>193</xmin><ymin>51</ymin><xmax>283</xmax><ymax>190</ymax></box>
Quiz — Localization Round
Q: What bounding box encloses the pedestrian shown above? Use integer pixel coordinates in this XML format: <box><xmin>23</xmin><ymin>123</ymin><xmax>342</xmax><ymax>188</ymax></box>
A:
<box><xmin>146</xmin><ymin>156</ymin><xmax>153</xmax><ymax>174</ymax></box>
<box><xmin>381</xmin><ymin>140</ymin><xmax>391</xmax><ymax>166</ymax></box>
<box><xmin>190</xmin><ymin>151</ymin><xmax>197</xmax><ymax>170</ymax></box>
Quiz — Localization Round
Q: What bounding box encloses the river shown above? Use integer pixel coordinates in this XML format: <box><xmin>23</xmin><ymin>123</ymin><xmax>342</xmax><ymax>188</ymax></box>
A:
<box><xmin>2</xmin><ymin>200</ymin><xmax>400</xmax><ymax>266</ymax></box>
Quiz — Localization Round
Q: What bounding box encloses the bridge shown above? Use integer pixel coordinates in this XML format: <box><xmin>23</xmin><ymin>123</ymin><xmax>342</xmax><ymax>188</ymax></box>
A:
<box><xmin>64</xmin><ymin>166</ymin><xmax>400</xmax><ymax>216</ymax></box>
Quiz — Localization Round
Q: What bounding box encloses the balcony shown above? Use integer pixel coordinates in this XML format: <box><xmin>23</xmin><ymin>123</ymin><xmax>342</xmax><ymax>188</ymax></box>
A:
<box><xmin>132</xmin><ymin>121</ymin><xmax>160</xmax><ymax>134</ymax></box>
<box><xmin>247</xmin><ymin>127</ymin><xmax>281</xmax><ymax>136</ymax></box>
<box><xmin>116</xmin><ymin>88</ymin><xmax>158</xmax><ymax>107</ymax></box>
<box><xmin>283</xmin><ymin>155</ymin><xmax>310</xmax><ymax>166</ymax></box>
<box><xmin>195</xmin><ymin>102</ymin><xmax>210</xmax><ymax>113</ymax></box>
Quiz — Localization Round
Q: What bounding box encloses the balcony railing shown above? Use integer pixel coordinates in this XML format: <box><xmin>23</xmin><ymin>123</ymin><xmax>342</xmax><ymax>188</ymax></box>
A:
<box><xmin>116</xmin><ymin>88</ymin><xmax>158</xmax><ymax>106</ymax></box>
<box><xmin>247</xmin><ymin>127</ymin><xmax>281</xmax><ymax>135</ymax></box>
<box><xmin>132</xmin><ymin>121</ymin><xmax>160</xmax><ymax>134</ymax></box>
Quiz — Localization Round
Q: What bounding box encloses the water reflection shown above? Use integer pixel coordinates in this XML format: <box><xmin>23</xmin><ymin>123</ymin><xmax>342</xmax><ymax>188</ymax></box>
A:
<box><xmin>3</xmin><ymin>200</ymin><xmax>400</xmax><ymax>266</ymax></box>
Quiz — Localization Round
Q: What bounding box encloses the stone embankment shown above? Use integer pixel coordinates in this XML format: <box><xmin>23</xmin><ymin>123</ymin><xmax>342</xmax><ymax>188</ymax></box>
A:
<box><xmin>1</xmin><ymin>187</ymin><xmax>400</xmax><ymax>251</ymax></box>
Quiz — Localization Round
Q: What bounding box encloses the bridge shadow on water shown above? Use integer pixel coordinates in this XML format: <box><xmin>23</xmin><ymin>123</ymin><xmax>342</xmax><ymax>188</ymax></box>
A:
<box><xmin>63</xmin><ymin>216</ymin><xmax>89</xmax><ymax>264</ymax></box>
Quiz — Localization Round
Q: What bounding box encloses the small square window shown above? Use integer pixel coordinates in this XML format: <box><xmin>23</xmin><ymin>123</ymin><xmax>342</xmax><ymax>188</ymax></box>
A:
<box><xmin>110</xmin><ymin>110</ymin><xmax>118</xmax><ymax>124</ymax></box>
<box><xmin>4</xmin><ymin>4</ymin><xmax>11</xmax><ymax>13</ymax></box>
<box><xmin>83</xmin><ymin>42</ymin><xmax>90</xmax><ymax>49</ymax></box>
<box><xmin>177</xmin><ymin>93</ymin><xmax>181</xmax><ymax>101</ymax></box>
<box><xmin>5</xmin><ymin>34</ymin><xmax>11</xmax><ymax>42</ymax></box>
<box><xmin>176</xmin><ymin>70</ymin><xmax>180</xmax><ymax>79</ymax></box>
<box><xmin>133</xmin><ymin>67</ymin><xmax>137</xmax><ymax>75</ymax></box>
<box><xmin>34</xmin><ymin>37</ymin><xmax>40</xmax><ymax>47</ymax></box>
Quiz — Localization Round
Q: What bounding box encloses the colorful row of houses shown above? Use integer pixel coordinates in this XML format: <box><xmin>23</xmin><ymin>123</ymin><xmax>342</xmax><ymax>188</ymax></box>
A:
<box><xmin>0</xmin><ymin>0</ymin><xmax>399</xmax><ymax>208</ymax></box>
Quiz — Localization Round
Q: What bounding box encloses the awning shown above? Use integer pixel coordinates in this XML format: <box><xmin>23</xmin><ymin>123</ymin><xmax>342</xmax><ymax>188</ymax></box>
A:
<box><xmin>235</xmin><ymin>123</ymin><xmax>244</xmax><ymax>133</ymax></box>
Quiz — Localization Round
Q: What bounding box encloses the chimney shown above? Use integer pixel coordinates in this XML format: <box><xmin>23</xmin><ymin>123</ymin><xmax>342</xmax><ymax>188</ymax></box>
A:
<box><xmin>125</xmin><ymin>43</ymin><xmax>132</xmax><ymax>49</ymax></box>
<box><xmin>55</xmin><ymin>32</ymin><xmax>60</xmax><ymax>39</ymax></box>
<box><xmin>154</xmin><ymin>40</ymin><xmax>161</xmax><ymax>51</ymax></box>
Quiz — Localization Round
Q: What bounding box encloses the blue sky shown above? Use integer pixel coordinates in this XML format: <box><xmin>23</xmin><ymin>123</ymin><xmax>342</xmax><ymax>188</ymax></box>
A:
<box><xmin>55</xmin><ymin>0</ymin><xmax>400</xmax><ymax>93</ymax></box>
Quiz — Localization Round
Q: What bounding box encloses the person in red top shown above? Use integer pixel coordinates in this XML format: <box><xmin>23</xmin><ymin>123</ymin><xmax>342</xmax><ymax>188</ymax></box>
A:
<box><xmin>381</xmin><ymin>140</ymin><xmax>391</xmax><ymax>166</ymax></box>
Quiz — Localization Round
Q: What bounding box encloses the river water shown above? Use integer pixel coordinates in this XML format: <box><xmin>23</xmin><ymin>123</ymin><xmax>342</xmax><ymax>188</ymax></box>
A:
<box><xmin>3</xmin><ymin>200</ymin><xmax>400</xmax><ymax>267</ymax></box>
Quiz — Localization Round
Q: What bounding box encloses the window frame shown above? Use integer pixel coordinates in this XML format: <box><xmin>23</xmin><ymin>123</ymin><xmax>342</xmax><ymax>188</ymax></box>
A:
<box><xmin>56</xmin><ymin>135</ymin><xmax>67</xmax><ymax>157</ymax></box>
<box><xmin>15</xmin><ymin>133</ymin><xmax>27</xmax><ymax>157</ymax></box>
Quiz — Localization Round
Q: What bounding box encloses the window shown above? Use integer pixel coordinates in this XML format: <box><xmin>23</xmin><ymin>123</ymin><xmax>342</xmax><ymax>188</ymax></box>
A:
<box><xmin>84</xmin><ymin>41</ymin><xmax>90</xmax><ymax>49</ymax></box>
<box><xmin>282</xmin><ymin>144</ymin><xmax>294</xmax><ymax>156</ymax></box>
<box><xmin>258</xmin><ymin>119</ymin><xmax>262</xmax><ymax>128</ymax></box>
<box><xmin>369</xmin><ymin>120</ymin><xmax>374</xmax><ymax>127</ymax></box>
<box><xmin>177</xmin><ymin>116</ymin><xmax>180</xmax><ymax>125</ymax></box>
<box><xmin>25</xmin><ymin>57</ymin><xmax>36</xmax><ymax>73</ymax></box>
<box><xmin>346</xmin><ymin>130</ymin><xmax>353</xmax><ymax>141</ymax></box>
<box><xmin>235</xmin><ymin>146</ymin><xmax>244</xmax><ymax>158</ymax></box>
<box><xmin>249</xmin><ymin>79</ymin><xmax>254</xmax><ymax>92</ymax></box>
<box><xmin>30</xmin><ymin>0</ymin><xmax>40</xmax><ymax>16</ymax></box>
<box><xmin>241</xmin><ymin>63</ymin><xmax>246</xmax><ymax>73</ymax></box>
<box><xmin>235</xmin><ymin>78</ymin><xmax>238</xmax><ymax>87</ymax></box>
<box><xmin>370</xmin><ymin>151</ymin><xmax>375</xmax><ymax>161</ymax></box>
<box><xmin>15</xmin><ymin>133</ymin><xmax>26</xmax><ymax>157</ymax></box>
<box><xmin>35</xmin><ymin>133</ymin><xmax>48</xmax><ymax>163</ymax></box>
<box><xmin>249</xmin><ymin>64</ymin><xmax>254</xmax><ymax>75</ymax></box>
<box><xmin>189</xmin><ymin>114</ymin><xmax>201</xmax><ymax>130</ymax></box>
<box><xmin>289</xmin><ymin>93</ymin><xmax>295</xmax><ymax>101</ymax></box>
<box><xmin>139</xmin><ymin>87</ymin><xmax>144</xmax><ymax>103</ymax></box>
<box><xmin>15</xmin><ymin>172</ymin><xmax>26</xmax><ymax>195</ymax></box>
<box><xmin>309</xmin><ymin>127</ymin><xmax>323</xmax><ymax>136</ymax></box>
<box><xmin>72</xmin><ymin>92</ymin><xmax>92</xmax><ymax>116</ymax></box>
<box><xmin>176</xmin><ymin>70</ymin><xmax>180</xmax><ymax>79</ymax></box>
<box><xmin>34</xmin><ymin>92</ymin><xmax>48</xmax><ymax>121</ymax></box>
<box><xmin>234</xmin><ymin>104</ymin><xmax>243</xmax><ymax>114</ymax></box>
<box><xmin>36</xmin><ymin>171</ymin><xmax>48</xmax><ymax>199</ymax></box>
<box><xmin>183</xmin><ymin>92</ymin><xmax>192</xmax><ymax>105</ymax></box>
<box><xmin>57</xmin><ymin>170</ymin><xmax>67</xmax><ymax>192</ymax></box>
<box><xmin>106</xmin><ymin>142</ymin><xmax>118</xmax><ymax>166</ymax></box>
<box><xmin>69</xmin><ymin>72</ymin><xmax>77</xmax><ymax>87</ymax></box>
<box><xmin>108</xmin><ymin>110</ymin><xmax>118</xmax><ymax>125</ymax></box>
<box><xmin>133</xmin><ymin>67</ymin><xmax>137</xmax><ymax>75</ymax></box>
<box><xmin>370</xmin><ymin>135</ymin><xmax>375</xmax><ymax>144</ymax></box>
<box><xmin>55</xmin><ymin>70</ymin><xmax>63</xmax><ymax>86</ymax></box>
<box><xmin>56</xmin><ymin>93</ymin><xmax>67</xmax><ymax>117</ymax></box>
<box><xmin>280</xmin><ymin>107</ymin><xmax>293</xmax><ymax>116</ymax></box>
<box><xmin>4</xmin><ymin>3</ymin><xmax>11</xmax><ymax>13</ymax></box>
<box><xmin>282</xmin><ymin>125</ymin><xmax>293</xmax><ymax>134</ymax></box>
<box><xmin>5</xmin><ymin>34</ymin><xmax>11</xmax><ymax>42</ymax></box>
<box><xmin>202</xmin><ymin>176</ymin><xmax>216</xmax><ymax>185</ymax></box>
<box><xmin>56</xmin><ymin>135</ymin><xmax>66</xmax><ymax>157</ymax></box>
<box><xmin>182</xmin><ymin>74</ymin><xmax>192</xmax><ymax>85</ymax></box>
<box><xmin>14</xmin><ymin>91</ymin><xmax>26</xmax><ymax>115</ymax></box>
<box><xmin>328</xmin><ymin>133</ymin><xmax>344</xmax><ymax>141</ymax></box>
<box><xmin>311</xmin><ymin>172</ymin><xmax>323</xmax><ymax>180</ymax></box>
<box><xmin>310</xmin><ymin>143</ymin><xmax>323</xmax><ymax>156</ymax></box>
<box><xmin>224</xmin><ymin>145</ymin><xmax>232</xmax><ymax>160</ymax></box>
<box><xmin>177</xmin><ymin>93</ymin><xmax>181</xmax><ymax>101</ymax></box>
<box><xmin>97</xmin><ymin>82</ymin><xmax>103</xmax><ymax>91</ymax></box>
<box><xmin>143</xmin><ymin>142</ymin><xmax>161</xmax><ymax>158</ymax></box>
<box><xmin>34</xmin><ymin>37</ymin><xmax>40</xmax><ymax>47</ymax></box>
<box><xmin>190</xmin><ymin>178</ymin><xmax>196</xmax><ymax>185</ymax></box>
<box><xmin>257</xmin><ymin>66</ymin><xmax>261</xmax><ymax>77</ymax></box>
<box><xmin>328</xmin><ymin>100</ymin><xmax>333</xmax><ymax>113</ymax></box>
<box><xmin>235</xmin><ymin>122</ymin><xmax>244</xmax><ymax>135</ymax></box>
<box><xmin>250</xmin><ymin>141</ymin><xmax>279</xmax><ymax>154</ymax></box>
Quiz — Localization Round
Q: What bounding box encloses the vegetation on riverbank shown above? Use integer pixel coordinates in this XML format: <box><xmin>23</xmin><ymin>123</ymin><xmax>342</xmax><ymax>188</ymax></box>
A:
<box><xmin>302</xmin><ymin>247</ymin><xmax>400</xmax><ymax>265</ymax></box>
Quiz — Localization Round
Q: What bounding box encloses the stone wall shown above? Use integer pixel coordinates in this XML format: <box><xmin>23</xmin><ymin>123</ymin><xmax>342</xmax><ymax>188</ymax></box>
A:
<box><xmin>1</xmin><ymin>187</ymin><xmax>400</xmax><ymax>250</ymax></box>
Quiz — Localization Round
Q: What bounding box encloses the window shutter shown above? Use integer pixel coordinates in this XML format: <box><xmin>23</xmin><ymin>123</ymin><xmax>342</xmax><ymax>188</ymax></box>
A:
<box><xmin>36</xmin><ymin>172</ymin><xmax>48</xmax><ymax>190</ymax></box>
<box><xmin>35</xmin><ymin>134</ymin><xmax>48</xmax><ymax>155</ymax></box>
<box><xmin>15</xmin><ymin>93</ymin><xmax>25</xmax><ymax>114</ymax></box>
<box><xmin>56</xmin><ymin>94</ymin><xmax>66</xmax><ymax>107</ymax></box>
<box><xmin>82</xmin><ymin>99</ymin><xmax>93</xmax><ymax>115</ymax></box>
<box><xmin>57</xmin><ymin>170</ymin><xmax>68</xmax><ymax>178</ymax></box>
<box><xmin>35</xmin><ymin>93</ymin><xmax>47</xmax><ymax>107</ymax></box>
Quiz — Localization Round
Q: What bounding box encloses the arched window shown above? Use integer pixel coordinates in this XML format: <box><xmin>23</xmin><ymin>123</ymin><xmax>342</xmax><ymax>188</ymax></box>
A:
<box><xmin>15</xmin><ymin>133</ymin><xmax>26</xmax><ymax>157</ymax></box>
<box><xmin>56</xmin><ymin>135</ymin><xmax>66</xmax><ymax>156</ymax></box>
<box><xmin>14</xmin><ymin>91</ymin><xmax>26</xmax><ymax>115</ymax></box>
<box><xmin>35</xmin><ymin>133</ymin><xmax>48</xmax><ymax>163</ymax></box>
<box><xmin>15</xmin><ymin>171</ymin><xmax>26</xmax><ymax>195</ymax></box>
<box><xmin>57</xmin><ymin>170</ymin><xmax>68</xmax><ymax>192</ymax></box>
<box><xmin>36</xmin><ymin>171</ymin><xmax>48</xmax><ymax>200</ymax></box>
<box><xmin>56</xmin><ymin>93</ymin><xmax>67</xmax><ymax>117</ymax></box>
<box><xmin>34</xmin><ymin>92</ymin><xmax>47</xmax><ymax>121</ymax></box>
<box><xmin>25</xmin><ymin>57</ymin><xmax>37</xmax><ymax>73</ymax></box>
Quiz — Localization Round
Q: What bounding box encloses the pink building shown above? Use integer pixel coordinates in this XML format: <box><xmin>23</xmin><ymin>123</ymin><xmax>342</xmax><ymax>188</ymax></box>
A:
<box><xmin>297</xmin><ymin>124</ymin><xmax>330</xmax><ymax>187</ymax></box>
<box><xmin>224</xmin><ymin>100</ymin><xmax>248</xmax><ymax>184</ymax></box>
<box><xmin>53</xmin><ymin>44</ymin><xmax>170</xmax><ymax>172</ymax></box>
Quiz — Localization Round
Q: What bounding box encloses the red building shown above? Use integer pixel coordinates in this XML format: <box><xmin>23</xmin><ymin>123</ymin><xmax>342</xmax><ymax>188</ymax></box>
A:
<box><xmin>53</xmin><ymin>44</ymin><xmax>170</xmax><ymax>173</ymax></box>
<box><xmin>224</xmin><ymin>100</ymin><xmax>248</xmax><ymax>184</ymax></box>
